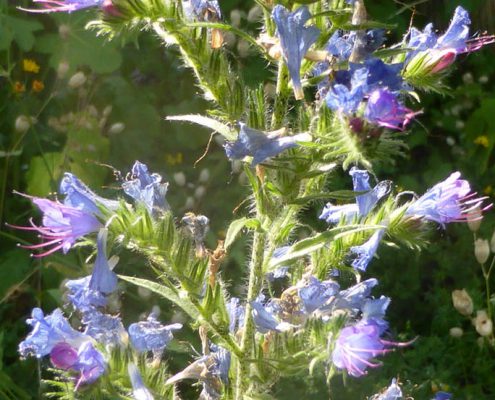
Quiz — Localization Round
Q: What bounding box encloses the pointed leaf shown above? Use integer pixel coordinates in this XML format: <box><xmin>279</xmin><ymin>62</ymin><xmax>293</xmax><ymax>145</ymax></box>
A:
<box><xmin>166</xmin><ymin>114</ymin><xmax>236</xmax><ymax>140</ymax></box>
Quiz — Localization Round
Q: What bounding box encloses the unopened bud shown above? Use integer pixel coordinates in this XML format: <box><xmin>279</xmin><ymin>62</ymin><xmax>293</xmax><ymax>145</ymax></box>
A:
<box><xmin>15</xmin><ymin>115</ymin><xmax>31</xmax><ymax>134</ymax></box>
<box><xmin>199</xmin><ymin>168</ymin><xmax>210</xmax><ymax>183</ymax></box>
<box><xmin>475</xmin><ymin>238</ymin><xmax>490</xmax><ymax>264</ymax></box>
<box><xmin>184</xmin><ymin>196</ymin><xmax>195</xmax><ymax>210</ymax></box>
<box><xmin>58</xmin><ymin>24</ymin><xmax>70</xmax><ymax>40</ymax></box>
<box><xmin>194</xmin><ymin>185</ymin><xmax>206</xmax><ymax>199</ymax></box>
<box><xmin>108</xmin><ymin>122</ymin><xmax>125</xmax><ymax>135</ymax></box>
<box><xmin>237</xmin><ymin>40</ymin><xmax>251</xmax><ymax>58</ymax></box>
<box><xmin>474</xmin><ymin>310</ymin><xmax>493</xmax><ymax>337</ymax></box>
<box><xmin>173</xmin><ymin>172</ymin><xmax>186</xmax><ymax>187</ymax></box>
<box><xmin>57</xmin><ymin>61</ymin><xmax>70</xmax><ymax>79</ymax></box>
<box><xmin>68</xmin><ymin>71</ymin><xmax>87</xmax><ymax>89</ymax></box>
<box><xmin>449</xmin><ymin>327</ymin><xmax>463</xmax><ymax>338</ymax></box>
<box><xmin>137</xmin><ymin>286</ymin><xmax>152</xmax><ymax>300</ymax></box>
<box><xmin>230</xmin><ymin>10</ymin><xmax>242</xmax><ymax>27</ymax></box>
<box><xmin>452</xmin><ymin>289</ymin><xmax>474</xmax><ymax>316</ymax></box>
<box><xmin>466</xmin><ymin>207</ymin><xmax>482</xmax><ymax>232</ymax></box>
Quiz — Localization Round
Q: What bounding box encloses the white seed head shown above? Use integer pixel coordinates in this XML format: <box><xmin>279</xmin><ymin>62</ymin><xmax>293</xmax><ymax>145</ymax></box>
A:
<box><xmin>68</xmin><ymin>71</ymin><xmax>87</xmax><ymax>89</ymax></box>
<box><xmin>237</xmin><ymin>39</ymin><xmax>251</xmax><ymax>58</ymax></box>
<box><xmin>194</xmin><ymin>185</ymin><xmax>206</xmax><ymax>199</ymax></box>
<box><xmin>462</xmin><ymin>72</ymin><xmax>474</xmax><ymax>84</ymax></box>
<box><xmin>455</xmin><ymin>120</ymin><xmax>465</xmax><ymax>130</ymax></box>
<box><xmin>449</xmin><ymin>327</ymin><xmax>463</xmax><ymax>338</ymax></box>
<box><xmin>452</xmin><ymin>289</ymin><xmax>474</xmax><ymax>316</ymax></box>
<box><xmin>108</xmin><ymin>122</ymin><xmax>125</xmax><ymax>135</ymax></box>
<box><xmin>230</xmin><ymin>9</ymin><xmax>242</xmax><ymax>27</ymax></box>
<box><xmin>474</xmin><ymin>310</ymin><xmax>493</xmax><ymax>337</ymax></box>
<box><xmin>57</xmin><ymin>61</ymin><xmax>70</xmax><ymax>79</ymax></box>
<box><xmin>58</xmin><ymin>24</ymin><xmax>70</xmax><ymax>40</ymax></box>
<box><xmin>475</xmin><ymin>238</ymin><xmax>490</xmax><ymax>264</ymax></box>
<box><xmin>247</xmin><ymin>5</ymin><xmax>263</xmax><ymax>23</ymax></box>
<box><xmin>173</xmin><ymin>172</ymin><xmax>186</xmax><ymax>186</ymax></box>
<box><xmin>479</xmin><ymin>75</ymin><xmax>489</xmax><ymax>84</ymax></box>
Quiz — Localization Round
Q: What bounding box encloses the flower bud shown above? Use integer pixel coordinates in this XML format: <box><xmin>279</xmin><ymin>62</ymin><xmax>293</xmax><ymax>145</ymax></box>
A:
<box><xmin>449</xmin><ymin>327</ymin><xmax>463</xmax><ymax>338</ymax></box>
<box><xmin>194</xmin><ymin>185</ymin><xmax>206</xmax><ymax>199</ymax></box>
<box><xmin>173</xmin><ymin>172</ymin><xmax>186</xmax><ymax>187</ymax></box>
<box><xmin>108</xmin><ymin>122</ymin><xmax>125</xmax><ymax>135</ymax></box>
<box><xmin>230</xmin><ymin>9</ymin><xmax>242</xmax><ymax>27</ymax></box>
<box><xmin>404</xmin><ymin>49</ymin><xmax>456</xmax><ymax>77</ymax></box>
<box><xmin>68</xmin><ymin>71</ymin><xmax>87</xmax><ymax>89</ymax></box>
<box><xmin>57</xmin><ymin>61</ymin><xmax>70</xmax><ymax>79</ymax></box>
<box><xmin>479</xmin><ymin>75</ymin><xmax>489</xmax><ymax>84</ymax></box>
<box><xmin>475</xmin><ymin>238</ymin><xmax>490</xmax><ymax>264</ymax></box>
<box><xmin>15</xmin><ymin>115</ymin><xmax>31</xmax><ymax>134</ymax></box>
<box><xmin>237</xmin><ymin>39</ymin><xmax>251</xmax><ymax>58</ymax></box>
<box><xmin>247</xmin><ymin>5</ymin><xmax>263</xmax><ymax>23</ymax></box>
<box><xmin>184</xmin><ymin>196</ymin><xmax>195</xmax><ymax>210</ymax></box>
<box><xmin>474</xmin><ymin>310</ymin><xmax>493</xmax><ymax>337</ymax></box>
<box><xmin>466</xmin><ymin>207</ymin><xmax>482</xmax><ymax>232</ymax></box>
<box><xmin>452</xmin><ymin>289</ymin><xmax>474</xmax><ymax>316</ymax></box>
<box><xmin>199</xmin><ymin>168</ymin><xmax>210</xmax><ymax>183</ymax></box>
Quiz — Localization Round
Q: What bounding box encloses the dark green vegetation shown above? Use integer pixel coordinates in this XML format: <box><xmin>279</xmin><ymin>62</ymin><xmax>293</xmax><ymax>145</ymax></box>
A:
<box><xmin>1</xmin><ymin>0</ymin><xmax>494</xmax><ymax>398</ymax></box>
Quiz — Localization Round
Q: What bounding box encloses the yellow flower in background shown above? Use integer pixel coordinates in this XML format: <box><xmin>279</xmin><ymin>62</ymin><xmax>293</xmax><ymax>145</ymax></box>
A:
<box><xmin>23</xmin><ymin>59</ymin><xmax>40</xmax><ymax>74</ymax></box>
<box><xmin>165</xmin><ymin>152</ymin><xmax>183</xmax><ymax>166</ymax></box>
<box><xmin>13</xmin><ymin>81</ymin><xmax>26</xmax><ymax>93</ymax></box>
<box><xmin>32</xmin><ymin>80</ymin><xmax>45</xmax><ymax>93</ymax></box>
<box><xmin>474</xmin><ymin>135</ymin><xmax>490</xmax><ymax>148</ymax></box>
<box><xmin>484</xmin><ymin>185</ymin><xmax>493</xmax><ymax>195</ymax></box>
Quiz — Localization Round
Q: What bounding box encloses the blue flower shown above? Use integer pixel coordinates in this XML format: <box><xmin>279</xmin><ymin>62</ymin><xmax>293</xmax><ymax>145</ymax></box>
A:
<box><xmin>128</xmin><ymin>363</ymin><xmax>154</xmax><ymax>400</ymax></box>
<box><xmin>364</xmin><ymin>89</ymin><xmax>416</xmax><ymax>130</ymax></box>
<box><xmin>66</xmin><ymin>276</ymin><xmax>108</xmax><ymax>312</ymax></box>
<box><xmin>128</xmin><ymin>313</ymin><xmax>182</xmax><ymax>354</ymax></box>
<box><xmin>60</xmin><ymin>173</ymin><xmax>119</xmax><ymax>215</ymax></box>
<box><xmin>436</xmin><ymin>6</ymin><xmax>471</xmax><ymax>52</ymax></box>
<box><xmin>266</xmin><ymin>246</ymin><xmax>291</xmax><ymax>281</ymax></box>
<box><xmin>330</xmin><ymin>278</ymin><xmax>379</xmax><ymax>313</ymax></box>
<box><xmin>186</xmin><ymin>0</ymin><xmax>221</xmax><ymax>20</ymax></box>
<box><xmin>251</xmin><ymin>299</ymin><xmax>292</xmax><ymax>334</ymax></box>
<box><xmin>19</xmin><ymin>308</ymin><xmax>86</xmax><ymax>358</ymax></box>
<box><xmin>350</xmin><ymin>228</ymin><xmax>386</xmax><ymax>272</ymax></box>
<box><xmin>362</xmin><ymin>295</ymin><xmax>390</xmax><ymax>334</ymax></box>
<box><xmin>122</xmin><ymin>161</ymin><xmax>169</xmax><ymax>214</ymax></box>
<box><xmin>332</xmin><ymin>320</ymin><xmax>400</xmax><ymax>377</ymax></box>
<box><xmin>10</xmin><ymin>194</ymin><xmax>102</xmax><ymax>257</ymax></box>
<box><xmin>325</xmin><ymin>67</ymin><xmax>368</xmax><ymax>114</ymax></box>
<box><xmin>320</xmin><ymin>167</ymin><xmax>390</xmax><ymax>224</ymax></box>
<box><xmin>82</xmin><ymin>311</ymin><xmax>125</xmax><ymax>346</ymax></box>
<box><xmin>298</xmin><ymin>276</ymin><xmax>340</xmax><ymax>314</ymax></box>
<box><xmin>20</xmin><ymin>0</ymin><xmax>104</xmax><ymax>13</ymax></box>
<box><xmin>73</xmin><ymin>342</ymin><xmax>107</xmax><ymax>389</ymax></box>
<box><xmin>224</xmin><ymin>123</ymin><xmax>310</xmax><ymax>166</ymax></box>
<box><xmin>272</xmin><ymin>5</ymin><xmax>320</xmax><ymax>100</ymax></box>
<box><xmin>432</xmin><ymin>392</ymin><xmax>452</xmax><ymax>400</ymax></box>
<box><xmin>371</xmin><ymin>378</ymin><xmax>403</xmax><ymax>400</ymax></box>
<box><xmin>406</xmin><ymin>172</ymin><xmax>487</xmax><ymax>226</ymax></box>
<box><xmin>361</xmin><ymin>59</ymin><xmax>404</xmax><ymax>93</ymax></box>
<box><xmin>88</xmin><ymin>229</ymin><xmax>118</xmax><ymax>295</ymax></box>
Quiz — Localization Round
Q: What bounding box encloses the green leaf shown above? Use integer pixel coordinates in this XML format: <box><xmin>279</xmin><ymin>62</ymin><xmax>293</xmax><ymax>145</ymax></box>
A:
<box><xmin>0</xmin><ymin>15</ymin><xmax>43</xmax><ymax>51</ymax></box>
<box><xmin>290</xmin><ymin>190</ymin><xmax>361</xmax><ymax>205</ymax></box>
<box><xmin>269</xmin><ymin>225</ymin><xmax>386</xmax><ymax>267</ymax></box>
<box><xmin>166</xmin><ymin>114</ymin><xmax>237</xmax><ymax>140</ymax></box>
<box><xmin>118</xmin><ymin>275</ymin><xmax>200</xmax><ymax>320</ymax></box>
<box><xmin>25</xmin><ymin>152</ymin><xmax>64</xmax><ymax>196</ymax></box>
<box><xmin>224</xmin><ymin>217</ymin><xmax>260</xmax><ymax>250</ymax></box>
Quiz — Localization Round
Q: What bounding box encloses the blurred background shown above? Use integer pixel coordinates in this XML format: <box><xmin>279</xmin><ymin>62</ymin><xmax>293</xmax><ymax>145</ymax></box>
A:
<box><xmin>1</xmin><ymin>0</ymin><xmax>495</xmax><ymax>398</ymax></box>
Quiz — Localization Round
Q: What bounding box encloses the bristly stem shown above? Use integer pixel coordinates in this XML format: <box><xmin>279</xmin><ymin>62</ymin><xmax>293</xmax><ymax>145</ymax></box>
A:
<box><xmin>271</xmin><ymin>60</ymin><xmax>289</xmax><ymax>130</ymax></box>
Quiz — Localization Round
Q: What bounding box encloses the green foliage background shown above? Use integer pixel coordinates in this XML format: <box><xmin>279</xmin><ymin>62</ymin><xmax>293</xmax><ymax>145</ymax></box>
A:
<box><xmin>0</xmin><ymin>0</ymin><xmax>494</xmax><ymax>398</ymax></box>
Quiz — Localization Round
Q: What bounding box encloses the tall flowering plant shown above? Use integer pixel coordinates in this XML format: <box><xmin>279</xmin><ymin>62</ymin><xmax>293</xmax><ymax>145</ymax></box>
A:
<box><xmin>13</xmin><ymin>0</ymin><xmax>493</xmax><ymax>398</ymax></box>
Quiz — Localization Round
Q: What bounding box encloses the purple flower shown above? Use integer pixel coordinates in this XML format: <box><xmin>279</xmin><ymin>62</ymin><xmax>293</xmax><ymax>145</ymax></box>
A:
<box><xmin>128</xmin><ymin>313</ymin><xmax>182</xmax><ymax>354</ymax></box>
<box><xmin>332</xmin><ymin>320</ymin><xmax>400</xmax><ymax>377</ymax></box>
<box><xmin>298</xmin><ymin>276</ymin><xmax>340</xmax><ymax>314</ymax></box>
<box><xmin>362</xmin><ymin>296</ymin><xmax>390</xmax><ymax>334</ymax></box>
<box><xmin>226</xmin><ymin>297</ymin><xmax>244</xmax><ymax>334</ymax></box>
<box><xmin>66</xmin><ymin>276</ymin><xmax>108</xmax><ymax>312</ymax></box>
<box><xmin>364</xmin><ymin>90</ymin><xmax>417</xmax><ymax>130</ymax></box>
<box><xmin>123</xmin><ymin>161</ymin><xmax>169</xmax><ymax>214</ymax></box>
<box><xmin>19</xmin><ymin>308</ymin><xmax>87</xmax><ymax>358</ymax></box>
<box><xmin>83</xmin><ymin>311</ymin><xmax>125</xmax><ymax>346</ymax></box>
<box><xmin>88</xmin><ymin>229</ymin><xmax>117</xmax><ymax>295</ymax></box>
<box><xmin>406</xmin><ymin>172</ymin><xmax>489</xmax><ymax>226</ymax></box>
<box><xmin>19</xmin><ymin>0</ymin><xmax>104</xmax><ymax>13</ymax></box>
<box><xmin>272</xmin><ymin>5</ymin><xmax>320</xmax><ymax>100</ymax></box>
<box><xmin>329</xmin><ymin>278</ymin><xmax>379</xmax><ymax>313</ymax></box>
<box><xmin>224</xmin><ymin>123</ymin><xmax>310</xmax><ymax>166</ymax></box>
<box><xmin>320</xmin><ymin>167</ymin><xmax>390</xmax><ymax>224</ymax></box>
<box><xmin>326</xmin><ymin>68</ymin><xmax>368</xmax><ymax>114</ymax></box>
<box><xmin>370</xmin><ymin>378</ymin><xmax>403</xmax><ymax>400</ymax></box>
<box><xmin>73</xmin><ymin>342</ymin><xmax>107</xmax><ymax>389</ymax></box>
<box><xmin>60</xmin><ymin>173</ymin><xmax>119</xmax><ymax>215</ymax></box>
<box><xmin>251</xmin><ymin>299</ymin><xmax>292</xmax><ymax>333</ymax></box>
<box><xmin>350</xmin><ymin>228</ymin><xmax>386</xmax><ymax>272</ymax></box>
<box><xmin>50</xmin><ymin>342</ymin><xmax>79</xmax><ymax>370</ymax></box>
<box><xmin>128</xmin><ymin>363</ymin><xmax>154</xmax><ymax>400</ymax></box>
<box><xmin>361</xmin><ymin>59</ymin><xmax>404</xmax><ymax>93</ymax></box>
<box><xmin>10</xmin><ymin>194</ymin><xmax>102</xmax><ymax>257</ymax></box>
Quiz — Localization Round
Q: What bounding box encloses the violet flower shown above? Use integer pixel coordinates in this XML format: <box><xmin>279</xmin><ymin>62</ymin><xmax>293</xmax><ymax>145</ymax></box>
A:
<box><xmin>122</xmin><ymin>161</ymin><xmax>169</xmax><ymax>214</ymax></box>
<box><xmin>364</xmin><ymin>89</ymin><xmax>417</xmax><ymax>131</ymax></box>
<box><xmin>329</xmin><ymin>278</ymin><xmax>379</xmax><ymax>313</ymax></box>
<box><xmin>432</xmin><ymin>392</ymin><xmax>452</xmax><ymax>400</ymax></box>
<box><xmin>88</xmin><ymin>228</ymin><xmax>118</xmax><ymax>295</ymax></box>
<box><xmin>298</xmin><ymin>276</ymin><xmax>340</xmax><ymax>314</ymax></box>
<box><xmin>362</xmin><ymin>295</ymin><xmax>391</xmax><ymax>334</ymax></box>
<box><xmin>251</xmin><ymin>299</ymin><xmax>292</xmax><ymax>334</ymax></box>
<box><xmin>73</xmin><ymin>342</ymin><xmax>107</xmax><ymax>389</ymax></box>
<box><xmin>320</xmin><ymin>167</ymin><xmax>390</xmax><ymax>224</ymax></box>
<box><xmin>83</xmin><ymin>311</ymin><xmax>126</xmax><ymax>346</ymax></box>
<box><xmin>19</xmin><ymin>308</ymin><xmax>87</xmax><ymax>358</ymax></box>
<box><xmin>19</xmin><ymin>0</ymin><xmax>104</xmax><ymax>13</ymax></box>
<box><xmin>50</xmin><ymin>342</ymin><xmax>79</xmax><ymax>370</ymax></box>
<box><xmin>350</xmin><ymin>228</ymin><xmax>386</xmax><ymax>272</ymax></box>
<box><xmin>66</xmin><ymin>276</ymin><xmax>108</xmax><ymax>313</ymax></box>
<box><xmin>272</xmin><ymin>5</ymin><xmax>320</xmax><ymax>100</ymax></box>
<box><xmin>325</xmin><ymin>67</ymin><xmax>368</xmax><ymax>114</ymax></box>
<box><xmin>406</xmin><ymin>172</ymin><xmax>488</xmax><ymax>226</ymax></box>
<box><xmin>128</xmin><ymin>313</ymin><xmax>182</xmax><ymax>354</ymax></box>
<box><xmin>10</xmin><ymin>194</ymin><xmax>102</xmax><ymax>257</ymax></box>
<box><xmin>332</xmin><ymin>320</ymin><xmax>405</xmax><ymax>377</ymax></box>
<box><xmin>224</xmin><ymin>123</ymin><xmax>310</xmax><ymax>166</ymax></box>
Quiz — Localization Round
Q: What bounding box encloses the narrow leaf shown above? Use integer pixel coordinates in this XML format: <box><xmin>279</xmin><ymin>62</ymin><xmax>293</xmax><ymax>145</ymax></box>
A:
<box><xmin>166</xmin><ymin>114</ymin><xmax>236</xmax><ymax>140</ymax></box>
<box><xmin>224</xmin><ymin>217</ymin><xmax>260</xmax><ymax>249</ymax></box>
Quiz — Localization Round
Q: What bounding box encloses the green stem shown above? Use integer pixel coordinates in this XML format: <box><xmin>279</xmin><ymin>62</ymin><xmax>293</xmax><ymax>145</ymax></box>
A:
<box><xmin>271</xmin><ymin>60</ymin><xmax>289</xmax><ymax>130</ymax></box>
<box><xmin>483</xmin><ymin>256</ymin><xmax>495</xmax><ymax>320</ymax></box>
<box><xmin>235</xmin><ymin>228</ymin><xmax>266</xmax><ymax>399</ymax></box>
